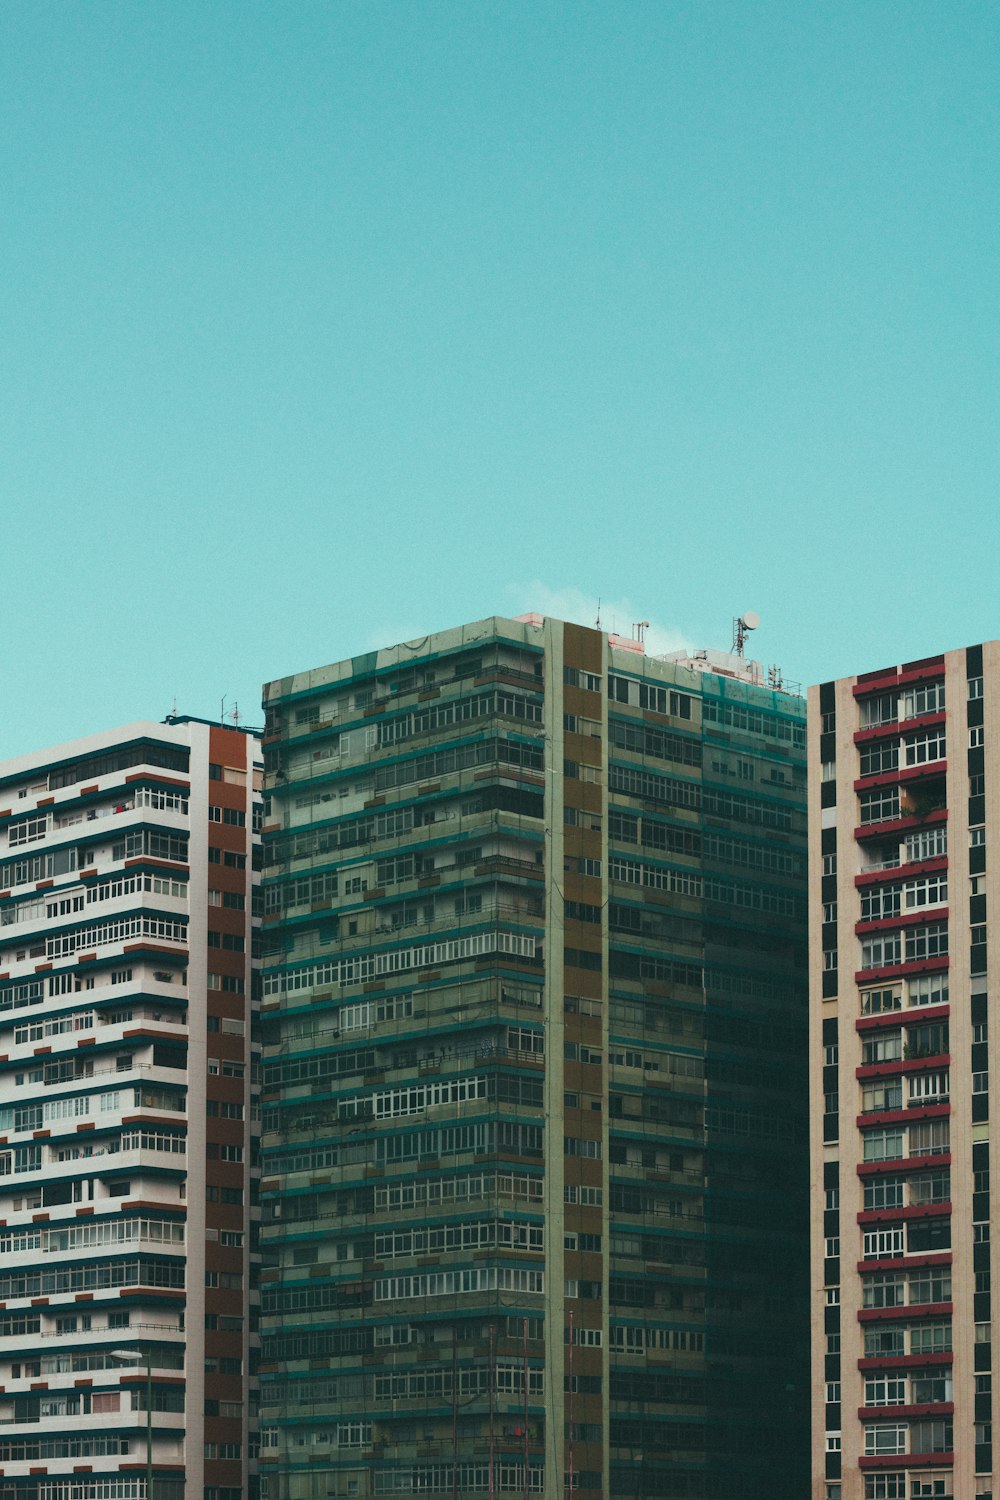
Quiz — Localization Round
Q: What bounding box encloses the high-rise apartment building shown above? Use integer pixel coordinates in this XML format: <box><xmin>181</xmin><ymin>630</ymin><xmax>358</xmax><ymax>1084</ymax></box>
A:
<box><xmin>809</xmin><ymin>643</ymin><xmax>997</xmax><ymax>1500</ymax></box>
<box><xmin>259</xmin><ymin>614</ymin><xmax>809</xmax><ymax>1500</ymax></box>
<box><xmin>0</xmin><ymin>718</ymin><xmax>262</xmax><ymax>1500</ymax></box>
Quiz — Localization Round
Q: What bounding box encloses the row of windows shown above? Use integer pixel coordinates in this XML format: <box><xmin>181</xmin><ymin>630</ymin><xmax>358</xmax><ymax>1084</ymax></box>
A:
<box><xmin>372</xmin><ymin>1364</ymin><xmax>542</xmax><ymax>1401</ymax></box>
<box><xmin>45</xmin><ymin>913</ymin><xmax>187</xmax><ymax>959</ymax></box>
<box><xmin>374</xmin><ymin>1170</ymin><xmax>543</xmax><ymax>1213</ymax></box>
<box><xmin>0</xmin><ymin>1255</ymin><xmax>184</xmax><ymax>1299</ymax></box>
<box><xmin>862</xmin><ymin>1267</ymin><xmax>951</xmax><ymax>1307</ymax></box>
<box><xmin>262</xmin><ymin>929</ymin><xmax>536</xmax><ymax>996</ymax></box>
<box><xmin>863</xmin><ymin>1418</ymin><xmax>951</xmax><ymax>1455</ymax></box>
<box><xmin>373</xmin><ymin>1466</ymin><xmax>543</xmax><ymax>1495</ymax></box>
<box><xmin>265</xmin><ymin>1118</ymin><xmax>543</xmax><ymax>1178</ymax></box>
<box><xmin>608</xmin><ymin>716</ymin><xmax>701</xmax><ymax>768</ymax></box>
<box><xmin>860</xmin><ymin>974</ymin><xmax>948</xmax><ymax>1013</ymax></box>
<box><xmin>374</xmin><ymin>1219</ymin><xmax>542</xmax><ymax>1258</ymax></box>
<box><xmin>378</xmin><ymin>690</ymin><xmax>543</xmax><ymax>748</ymax></box>
<box><xmin>859</xmin><ymin>682</ymin><xmax>946</xmax><ymax>727</ymax></box>
<box><xmin>265</xmin><ymin>806</ymin><xmax>414</xmax><ymax>866</ymax></box>
<box><xmin>374</xmin><ymin>1267</ymin><xmax>544</xmax><ymax>1301</ymax></box>
<box><xmin>863</xmin><ymin>1120</ymin><xmax>949</xmax><ymax>1161</ymax></box>
<box><xmin>610</xmin><ymin>1324</ymin><xmax>705</xmax><ymax>1353</ymax></box>
<box><xmin>863</xmin><ymin>1371</ymin><xmax>952</xmax><ymax>1407</ymax></box>
<box><xmin>861</xmin><ymin>921</ymin><xmax>948</xmax><ymax>969</ymax></box>
<box><xmin>860</xmin><ymin>874</ymin><xmax>947</xmax><ymax>920</ymax></box>
<box><xmin>0</xmin><ymin>1215</ymin><xmax>185</xmax><ymax>1255</ymax></box>
<box><xmin>700</xmin><ymin>695</ymin><xmax>804</xmax><ymax>745</ymax></box>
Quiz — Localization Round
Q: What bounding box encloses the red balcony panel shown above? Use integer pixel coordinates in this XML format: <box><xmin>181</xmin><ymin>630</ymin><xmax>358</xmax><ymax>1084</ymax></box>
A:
<box><xmin>858</xmin><ymin>1403</ymin><xmax>953</xmax><ymax>1420</ymax></box>
<box><xmin>856</xmin><ymin>1252</ymin><xmax>951</xmax><ymax>1274</ymax></box>
<box><xmin>854</xmin><ymin>711</ymin><xmax>946</xmax><ymax>744</ymax></box>
<box><xmin>898</xmin><ymin>761</ymin><xmax>947</xmax><ymax>784</ymax></box>
<box><xmin>857</xmin><ymin>1155</ymin><xmax>953</xmax><ymax>1179</ymax></box>
<box><xmin>855</xmin><ymin>806</ymin><xmax>947</xmax><ymax>840</ymax></box>
<box><xmin>855</xmin><ymin>957</ymin><xmax>950</xmax><ymax>985</ymax></box>
<box><xmin>857</xmin><ymin>1006</ymin><xmax>950</xmax><ymax>1033</ymax></box>
<box><xmin>858</xmin><ymin>1352</ymin><xmax>953</xmax><ymax>1370</ymax></box>
<box><xmin>856</xmin><ymin>1058</ymin><xmax>951</xmax><ymax>1082</ymax></box>
<box><xmin>858</xmin><ymin>1302</ymin><xmax>952</xmax><ymax>1323</ymax></box>
<box><xmin>855</xmin><ymin>770</ymin><xmax>904</xmax><ymax>793</ymax></box>
<box><xmin>855</xmin><ymin>1103</ymin><xmax>950</xmax><ymax>1128</ymax></box>
<box><xmin>859</xmin><ymin>1453</ymin><xmax>953</xmax><ymax>1470</ymax></box>
<box><xmin>858</xmin><ymin>1203</ymin><xmax>953</xmax><ymax>1226</ymax></box>
<box><xmin>855</xmin><ymin>909</ymin><xmax>949</xmax><ymax>936</ymax></box>
<box><xmin>855</xmin><ymin>667</ymin><xmax>901</xmax><ymax>691</ymax></box>
<box><xmin>899</xmin><ymin>656</ymin><xmax>946</xmax><ymax>680</ymax></box>
<box><xmin>856</xmin><ymin>857</ymin><xmax>948</xmax><ymax>889</ymax></box>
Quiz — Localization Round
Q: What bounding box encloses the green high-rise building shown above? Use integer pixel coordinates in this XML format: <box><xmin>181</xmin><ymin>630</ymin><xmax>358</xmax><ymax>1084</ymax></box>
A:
<box><xmin>257</xmin><ymin>614</ymin><xmax>809</xmax><ymax>1500</ymax></box>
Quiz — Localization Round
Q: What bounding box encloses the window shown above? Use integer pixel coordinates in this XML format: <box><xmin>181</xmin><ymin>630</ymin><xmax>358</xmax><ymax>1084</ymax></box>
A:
<box><xmin>863</xmin><ymin>1032</ymin><xmax>902</xmax><ymax>1065</ymax></box>
<box><xmin>905</xmin><ymin>827</ymin><xmax>947</xmax><ymax>864</ymax></box>
<box><xmin>909</xmin><ymin>1119</ymin><xmax>949</xmax><ymax>1157</ymax></box>
<box><xmin>8</xmin><ymin>815</ymin><xmax>47</xmax><ymax>847</ymax></box>
<box><xmin>970</xmin><ymin>725</ymin><xmax>985</xmax><ymax>748</ymax></box>
<box><xmin>908</xmin><ymin>1169</ymin><xmax>950</xmax><ymax>1206</ymax></box>
<box><xmin>904</xmin><ymin>730</ymin><xmax>946</xmax><ymax>765</ymax></box>
<box><xmin>860</xmin><ymin>741</ymin><xmax>898</xmax><ymax>777</ymax></box>
<box><xmin>909</xmin><ymin>1267</ymin><xmax>951</xmax><ymax>1304</ymax></box>
<box><xmin>908</xmin><ymin>973</ymin><xmax>948</xmax><ymax>1007</ymax></box>
<box><xmin>862</xmin><ymin>1080</ymin><xmax>902</xmax><ymax>1113</ymax></box>
<box><xmin>864</xmin><ymin>1228</ymin><xmax>904</xmax><ymax>1260</ymax></box>
<box><xmin>864</xmin><ymin>1177</ymin><xmax>904</xmax><ymax>1211</ymax></box>
<box><xmin>903</xmin><ymin>681</ymin><xmax>945</xmax><ymax>719</ymax></box>
<box><xmin>969</xmin><ymin>676</ymin><xmax>984</xmax><ymax>700</ymax></box>
<box><xmin>860</xmin><ymin>693</ymin><xmax>897</xmax><ymax>728</ymax></box>
<box><xmin>865</xmin><ymin>1478</ymin><xmax>906</xmax><ymax>1500</ymax></box>
<box><xmin>864</xmin><ymin>1128</ymin><xmax>904</xmax><ymax>1163</ymax></box>
<box><xmin>862</xmin><ymin>933</ymin><xmax>902</xmax><ymax>969</ymax></box>
<box><xmin>865</xmin><ymin>1374</ymin><xmax>906</xmax><ymax>1407</ymax></box>
<box><xmin>861</xmin><ymin>986</ymin><xmax>901</xmax><ymax>1015</ymax></box>
<box><xmin>865</xmin><ymin>1327</ymin><xmax>905</xmax><ymax>1358</ymax></box>
<box><xmin>906</xmin><ymin>922</ymin><xmax>948</xmax><ymax>961</ymax></box>
<box><xmin>864</xmin><ymin>1423</ymin><xmax>906</xmax><ymax>1456</ymax></box>
<box><xmin>917</xmin><ymin>1326</ymin><xmax>953</xmax><ymax>1362</ymax></box>
<box><xmin>909</xmin><ymin>1070</ymin><xmax>948</xmax><ymax>1104</ymax></box>
<box><xmin>863</xmin><ymin>1271</ymin><xmax>905</xmax><ymax>1308</ymax></box>
<box><xmin>860</xmin><ymin>788</ymin><xmax>900</xmax><ymax>825</ymax></box>
<box><xmin>861</xmin><ymin>886</ymin><xmax>901</xmax><ymax>921</ymax></box>
<box><xmin>904</xmin><ymin>874</ymin><xmax>947</xmax><ymax>910</ymax></box>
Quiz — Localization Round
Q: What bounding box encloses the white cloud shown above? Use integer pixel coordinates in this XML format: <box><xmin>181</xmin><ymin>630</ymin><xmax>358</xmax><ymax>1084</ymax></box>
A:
<box><xmin>503</xmin><ymin>581</ymin><xmax>698</xmax><ymax>657</ymax></box>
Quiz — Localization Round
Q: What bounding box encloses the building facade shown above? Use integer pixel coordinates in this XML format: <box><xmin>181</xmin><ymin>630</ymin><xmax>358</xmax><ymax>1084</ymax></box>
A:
<box><xmin>259</xmin><ymin>614</ymin><xmax>809</xmax><ymax>1500</ymax></box>
<box><xmin>0</xmin><ymin>717</ymin><xmax>262</xmax><ymax>1500</ymax></box>
<box><xmin>809</xmin><ymin>643</ymin><xmax>998</xmax><ymax>1500</ymax></box>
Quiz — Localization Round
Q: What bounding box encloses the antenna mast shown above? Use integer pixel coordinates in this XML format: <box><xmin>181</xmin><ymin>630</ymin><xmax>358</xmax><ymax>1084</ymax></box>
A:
<box><xmin>732</xmin><ymin>611</ymin><xmax>760</xmax><ymax>658</ymax></box>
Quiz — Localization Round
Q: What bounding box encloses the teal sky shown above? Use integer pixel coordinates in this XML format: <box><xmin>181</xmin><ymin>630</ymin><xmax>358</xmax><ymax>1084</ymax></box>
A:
<box><xmin>2</xmin><ymin>1</ymin><xmax>997</xmax><ymax>753</ymax></box>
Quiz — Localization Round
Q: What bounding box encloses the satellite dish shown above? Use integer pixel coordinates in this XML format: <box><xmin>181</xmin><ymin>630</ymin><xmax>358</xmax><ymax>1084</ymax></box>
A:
<box><xmin>741</xmin><ymin>611</ymin><xmax>761</xmax><ymax>631</ymax></box>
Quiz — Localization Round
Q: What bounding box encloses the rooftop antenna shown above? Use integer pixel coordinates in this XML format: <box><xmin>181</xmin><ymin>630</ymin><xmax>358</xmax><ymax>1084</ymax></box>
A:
<box><xmin>732</xmin><ymin>610</ymin><xmax>760</xmax><ymax>658</ymax></box>
<box><xmin>595</xmin><ymin>598</ymin><xmax>602</xmax><ymax>630</ymax></box>
<box><xmin>633</xmin><ymin>620</ymin><xmax>650</xmax><ymax>647</ymax></box>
